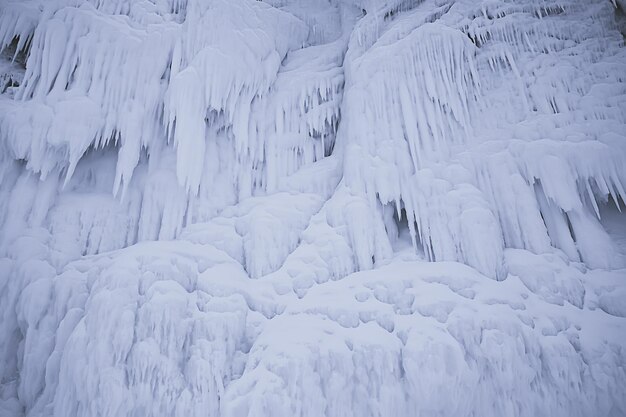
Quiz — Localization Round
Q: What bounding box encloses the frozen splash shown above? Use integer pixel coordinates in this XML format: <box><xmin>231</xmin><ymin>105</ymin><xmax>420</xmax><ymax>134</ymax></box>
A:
<box><xmin>0</xmin><ymin>0</ymin><xmax>626</xmax><ymax>416</ymax></box>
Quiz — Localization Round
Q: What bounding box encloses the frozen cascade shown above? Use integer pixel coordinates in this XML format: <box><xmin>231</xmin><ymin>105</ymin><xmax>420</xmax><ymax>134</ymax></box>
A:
<box><xmin>0</xmin><ymin>0</ymin><xmax>625</xmax><ymax>416</ymax></box>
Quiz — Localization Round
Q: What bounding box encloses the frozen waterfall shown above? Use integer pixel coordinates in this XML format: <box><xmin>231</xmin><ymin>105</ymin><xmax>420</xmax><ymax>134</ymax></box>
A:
<box><xmin>0</xmin><ymin>0</ymin><xmax>625</xmax><ymax>416</ymax></box>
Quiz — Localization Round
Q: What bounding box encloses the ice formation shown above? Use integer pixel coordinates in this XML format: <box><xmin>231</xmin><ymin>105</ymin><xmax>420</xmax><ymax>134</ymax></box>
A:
<box><xmin>0</xmin><ymin>0</ymin><xmax>625</xmax><ymax>416</ymax></box>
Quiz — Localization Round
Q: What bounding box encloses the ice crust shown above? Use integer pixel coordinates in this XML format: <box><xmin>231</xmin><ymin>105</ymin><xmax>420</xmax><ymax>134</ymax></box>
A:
<box><xmin>1</xmin><ymin>0</ymin><xmax>626</xmax><ymax>416</ymax></box>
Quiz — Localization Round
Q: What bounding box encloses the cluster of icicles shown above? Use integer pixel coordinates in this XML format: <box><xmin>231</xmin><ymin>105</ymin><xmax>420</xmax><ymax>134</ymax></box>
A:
<box><xmin>0</xmin><ymin>0</ymin><xmax>625</xmax><ymax>279</ymax></box>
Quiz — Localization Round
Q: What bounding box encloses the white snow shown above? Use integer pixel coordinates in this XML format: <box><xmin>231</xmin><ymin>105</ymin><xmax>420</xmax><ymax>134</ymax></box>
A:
<box><xmin>1</xmin><ymin>0</ymin><xmax>626</xmax><ymax>416</ymax></box>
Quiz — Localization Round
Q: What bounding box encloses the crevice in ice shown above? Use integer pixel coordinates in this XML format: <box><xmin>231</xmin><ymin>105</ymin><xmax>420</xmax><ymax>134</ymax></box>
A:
<box><xmin>599</xmin><ymin>197</ymin><xmax>626</xmax><ymax>265</ymax></box>
<box><xmin>615</xmin><ymin>1</ymin><xmax>626</xmax><ymax>37</ymax></box>
<box><xmin>1</xmin><ymin>37</ymin><xmax>28</xmax><ymax>71</ymax></box>
<box><xmin>385</xmin><ymin>205</ymin><xmax>423</xmax><ymax>256</ymax></box>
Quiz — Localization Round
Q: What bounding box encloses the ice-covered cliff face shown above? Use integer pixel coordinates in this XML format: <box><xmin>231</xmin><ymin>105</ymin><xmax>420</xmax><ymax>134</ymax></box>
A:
<box><xmin>1</xmin><ymin>0</ymin><xmax>626</xmax><ymax>416</ymax></box>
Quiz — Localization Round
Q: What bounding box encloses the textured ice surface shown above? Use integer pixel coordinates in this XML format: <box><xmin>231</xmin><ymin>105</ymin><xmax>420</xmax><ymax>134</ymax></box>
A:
<box><xmin>1</xmin><ymin>0</ymin><xmax>626</xmax><ymax>416</ymax></box>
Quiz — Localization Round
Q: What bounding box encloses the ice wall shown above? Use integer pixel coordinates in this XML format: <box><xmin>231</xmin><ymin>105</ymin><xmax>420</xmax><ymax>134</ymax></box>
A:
<box><xmin>1</xmin><ymin>0</ymin><xmax>626</xmax><ymax>416</ymax></box>
<box><xmin>340</xmin><ymin>0</ymin><xmax>626</xmax><ymax>278</ymax></box>
<box><xmin>1</xmin><ymin>0</ymin><xmax>625</xmax><ymax>276</ymax></box>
